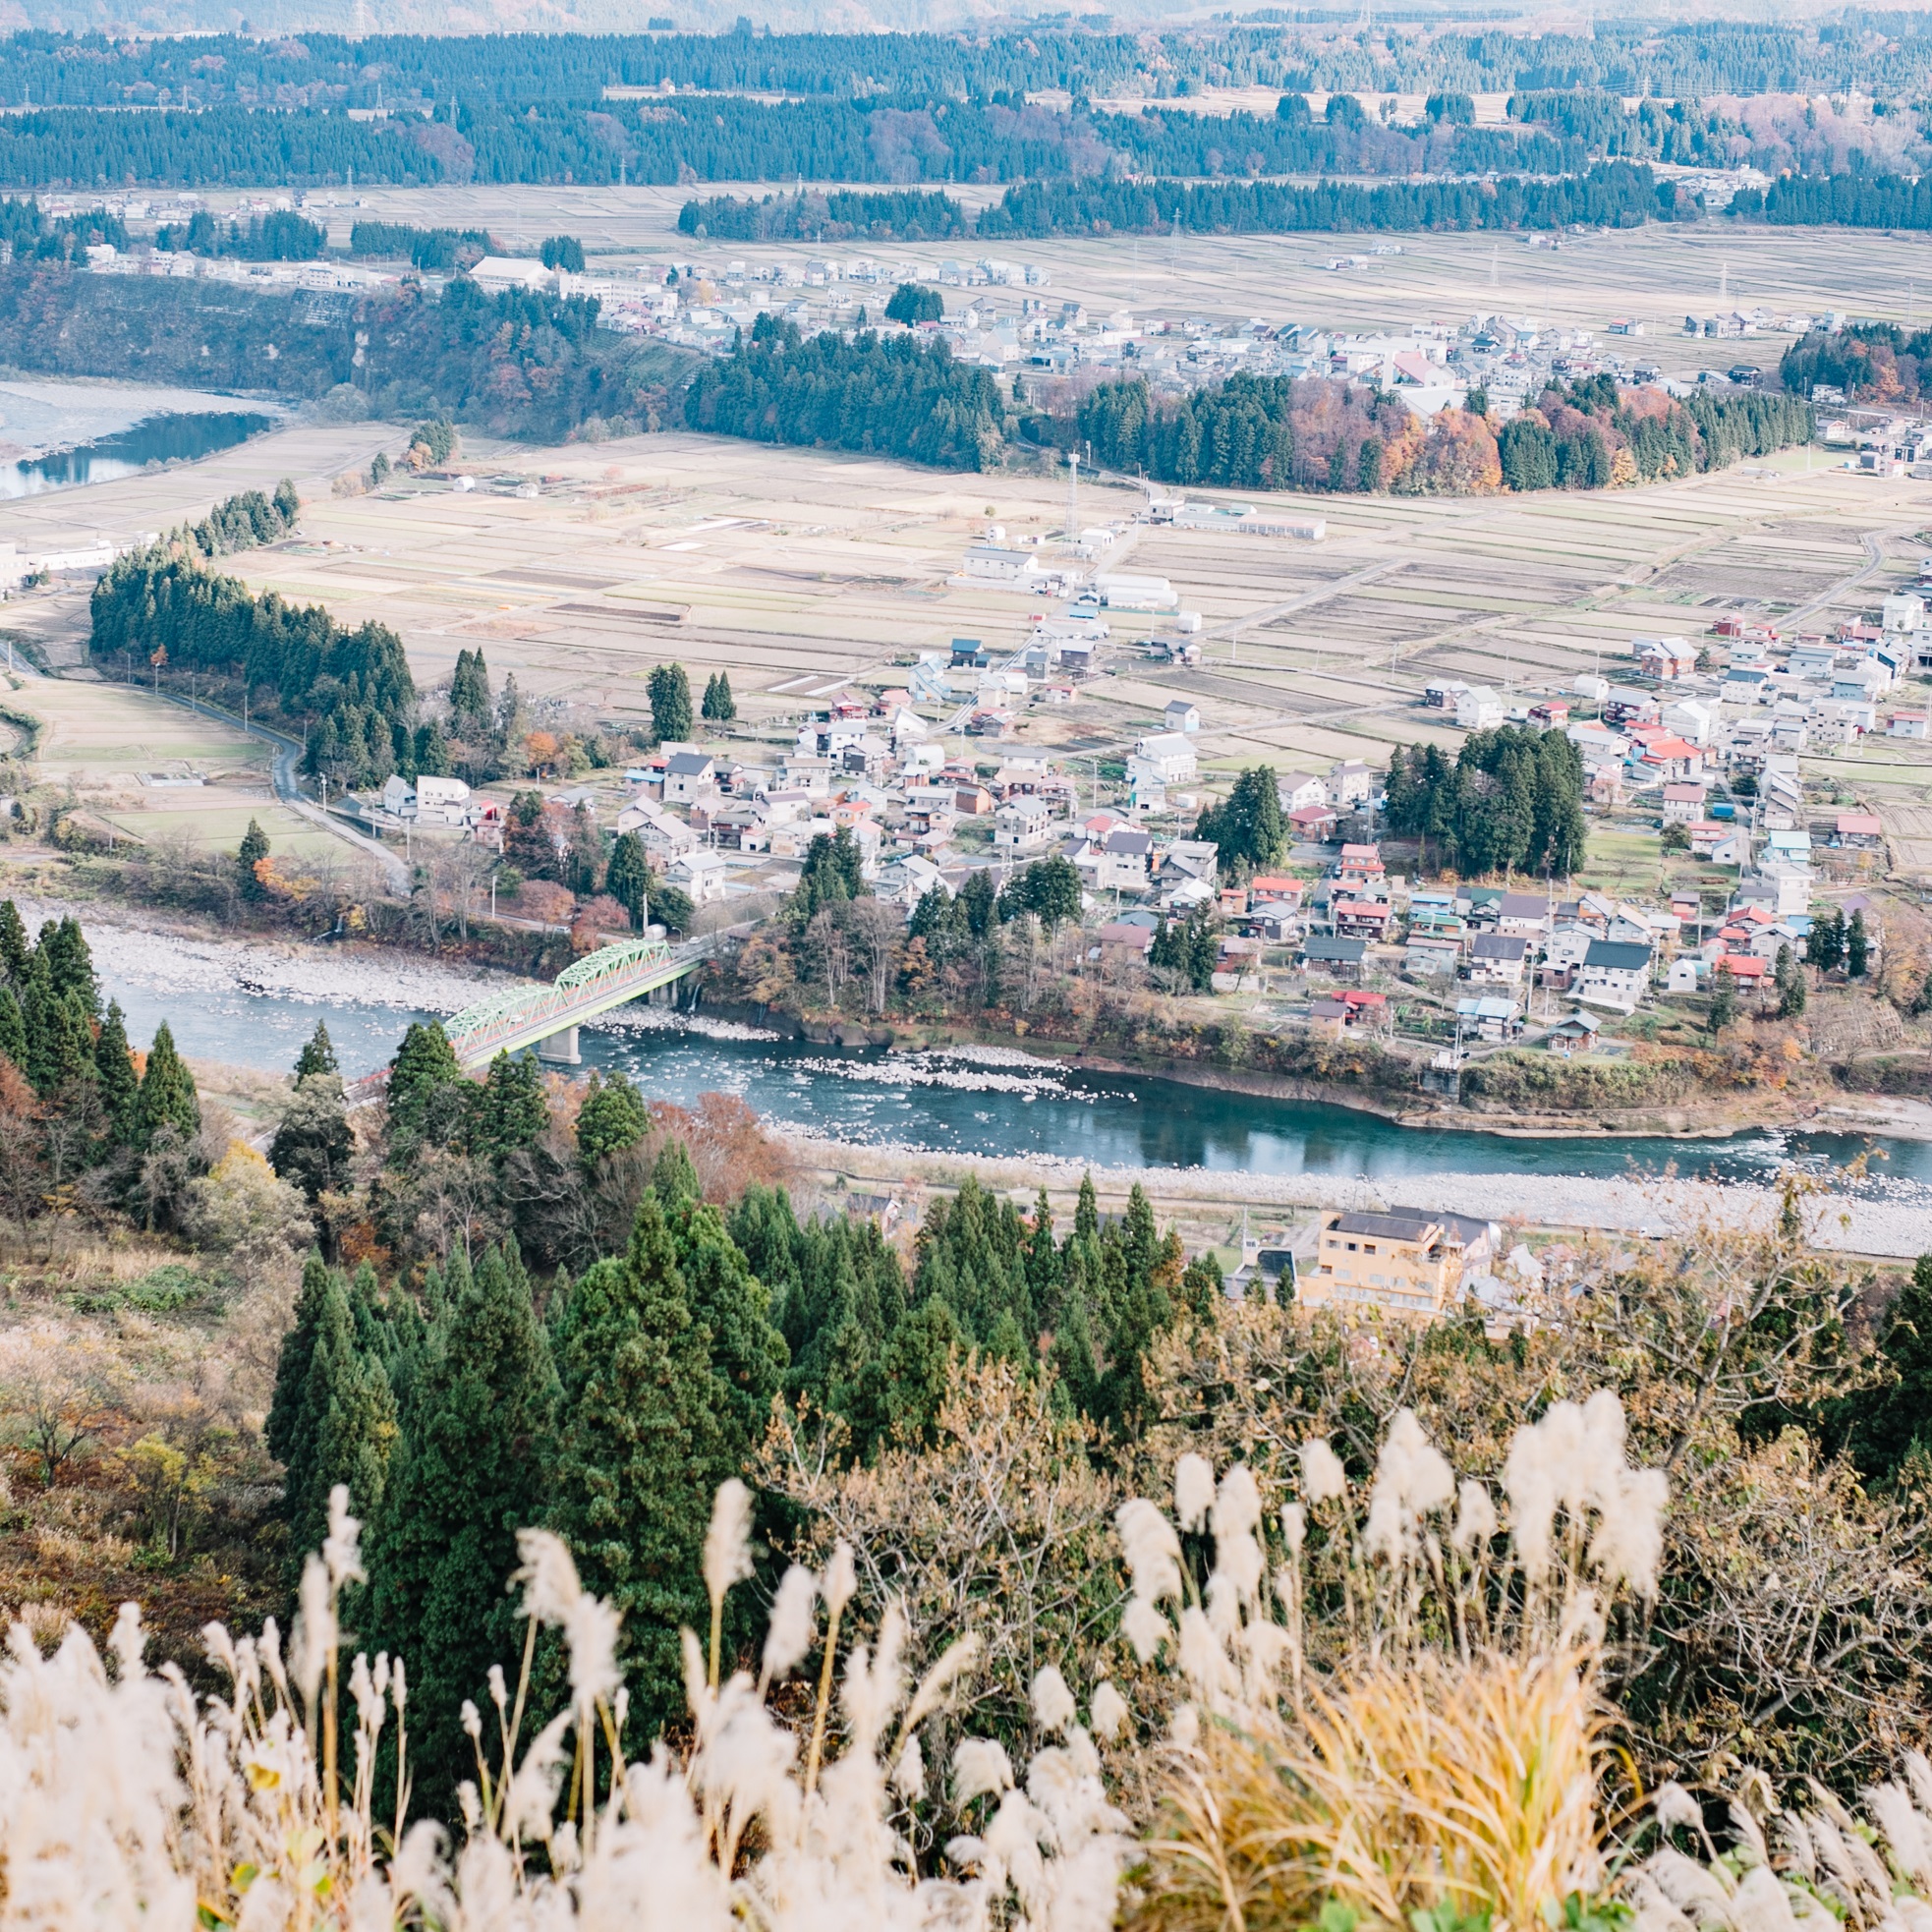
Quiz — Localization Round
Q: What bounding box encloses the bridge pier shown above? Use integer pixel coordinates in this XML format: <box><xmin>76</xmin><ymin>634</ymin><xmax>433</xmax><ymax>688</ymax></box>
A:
<box><xmin>537</xmin><ymin>1026</ymin><xmax>582</xmax><ymax>1066</ymax></box>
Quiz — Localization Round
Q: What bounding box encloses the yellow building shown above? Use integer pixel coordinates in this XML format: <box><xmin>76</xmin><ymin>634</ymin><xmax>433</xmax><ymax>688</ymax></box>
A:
<box><xmin>1303</xmin><ymin>1209</ymin><xmax>1500</xmax><ymax>1319</ymax></box>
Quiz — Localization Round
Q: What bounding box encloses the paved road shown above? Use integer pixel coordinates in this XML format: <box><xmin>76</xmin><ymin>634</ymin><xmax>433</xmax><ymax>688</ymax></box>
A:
<box><xmin>155</xmin><ymin>690</ymin><xmax>412</xmax><ymax>894</ymax></box>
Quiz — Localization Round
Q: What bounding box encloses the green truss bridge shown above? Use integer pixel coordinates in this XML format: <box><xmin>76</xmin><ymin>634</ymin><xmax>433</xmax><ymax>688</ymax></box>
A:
<box><xmin>440</xmin><ymin>933</ymin><xmax>711</xmax><ymax>1068</ymax></box>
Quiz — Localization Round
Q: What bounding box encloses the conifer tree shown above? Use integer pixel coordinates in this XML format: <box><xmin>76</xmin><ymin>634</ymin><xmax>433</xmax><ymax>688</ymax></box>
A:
<box><xmin>0</xmin><ymin>984</ymin><xmax>26</xmax><ymax>1073</ymax></box>
<box><xmin>134</xmin><ymin>1021</ymin><xmax>199</xmax><ymax>1150</ymax></box>
<box><xmin>282</xmin><ymin>1266</ymin><xmax>397</xmax><ymax>1590</ymax></box>
<box><xmin>1050</xmin><ymin>1287</ymin><xmax>1103</xmax><ymax>1420</ymax></box>
<box><xmin>576</xmin><ymin>1070</ymin><xmax>650</xmax><ymax>1165</ymax></box>
<box><xmin>267</xmin><ymin>1252</ymin><xmax>335</xmax><ymax>1469</ymax></box>
<box><xmin>94</xmin><ymin>999</ymin><xmax>139</xmax><ymax>1145</ymax></box>
<box><xmin>1709</xmin><ymin>960</ymin><xmax>1738</xmax><ymax>1031</ymax></box>
<box><xmin>368</xmin><ymin>1243</ymin><xmax>556</xmax><ymax>1809</ymax></box>
<box><xmin>659</xmin><ymin>1180</ymin><xmax>788</xmax><ymax>1450</ymax></box>
<box><xmin>701</xmin><ymin>671</ymin><xmax>737</xmax><ymax>722</ymax></box>
<box><xmin>469</xmin><ymin>1050</ymin><xmax>547</xmax><ymax>1163</ymax></box>
<box><xmin>238</xmin><ymin>819</ymin><xmax>271</xmax><ymax>900</ymax></box>
<box><xmin>648</xmin><ymin>662</ymin><xmax>694</xmax><ymax>744</ymax></box>
<box><xmin>604</xmin><ymin>830</ymin><xmax>651</xmax><ymax>931</ymax></box>
<box><xmin>1075</xmin><ymin>1171</ymin><xmax>1100</xmax><ymax>1243</ymax></box>
<box><xmin>1847</xmin><ymin>909</ymin><xmax>1869</xmax><ymax>978</ymax></box>
<box><xmin>295</xmin><ymin>1022</ymin><xmax>339</xmax><ymax>1079</ymax></box>
<box><xmin>386</xmin><ymin>1020</ymin><xmax>464</xmax><ymax>1144</ymax></box>
<box><xmin>40</xmin><ymin>917</ymin><xmax>98</xmax><ymax>1016</ymax></box>
<box><xmin>0</xmin><ymin>900</ymin><xmax>29</xmax><ymax>987</ymax></box>
<box><xmin>651</xmin><ymin>1137</ymin><xmax>701</xmax><ymax>1208</ymax></box>
<box><xmin>271</xmin><ymin>1064</ymin><xmax>353</xmax><ymax>1203</ymax></box>
<box><xmin>546</xmin><ymin>1195</ymin><xmax>732</xmax><ymax>1743</ymax></box>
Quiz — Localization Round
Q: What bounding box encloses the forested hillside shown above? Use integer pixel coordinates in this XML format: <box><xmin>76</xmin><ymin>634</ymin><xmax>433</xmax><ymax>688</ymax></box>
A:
<box><xmin>0</xmin><ymin>263</ymin><xmax>698</xmax><ymax>440</ymax></box>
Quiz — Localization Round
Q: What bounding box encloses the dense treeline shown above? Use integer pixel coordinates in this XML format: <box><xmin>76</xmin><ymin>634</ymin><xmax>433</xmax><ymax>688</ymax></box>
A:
<box><xmin>0</xmin><ymin>22</ymin><xmax>1925</xmax><ymax>115</ymax></box>
<box><xmin>259</xmin><ymin>967</ymin><xmax>1216</xmax><ymax>1801</ymax></box>
<box><xmin>1782</xmin><ymin>321</ymin><xmax>1932</xmax><ymax>404</ymax></box>
<box><xmin>0</xmin><ymin>903</ymin><xmax>207</xmax><ymax>1234</ymax></box>
<box><xmin>1075</xmin><ymin>369</ymin><xmax>1812</xmax><ymax>496</ymax></box>
<box><xmin>683</xmin><ymin>313</ymin><xmax>1006</xmax><ymax>470</ymax></box>
<box><xmin>677</xmin><ymin>188</ymin><xmax>967</xmax><ymax>242</ymax></box>
<box><xmin>90</xmin><ymin>551</ymin><xmax>417</xmax><ymax>794</ymax></box>
<box><xmin>0</xmin><ymin>265</ymin><xmax>698</xmax><ymax>444</ymax></box>
<box><xmin>153</xmin><ymin>208</ymin><xmax>324</xmax><ymax>261</ymax></box>
<box><xmin>0</xmin><ymin>193</ymin><xmax>127</xmax><ymax>262</ymax></box>
<box><xmin>349</xmin><ymin>220</ymin><xmax>491</xmax><ymax>272</ymax></box>
<box><xmin>978</xmin><ymin>162</ymin><xmax>1670</xmax><ymax>239</ymax></box>
<box><xmin>1384</xmin><ymin>726</ymin><xmax>1588</xmax><ymax>878</ymax></box>
<box><xmin>1733</xmin><ymin>172</ymin><xmax>1932</xmax><ymax>229</ymax></box>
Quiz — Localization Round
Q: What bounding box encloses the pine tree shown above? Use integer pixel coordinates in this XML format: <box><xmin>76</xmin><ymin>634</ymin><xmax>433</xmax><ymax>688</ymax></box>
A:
<box><xmin>604</xmin><ymin>830</ymin><xmax>651</xmax><ymax>931</ymax></box>
<box><xmin>0</xmin><ymin>984</ymin><xmax>26</xmax><ymax>1073</ymax></box>
<box><xmin>0</xmin><ymin>899</ymin><xmax>29</xmax><ymax>988</ymax></box>
<box><xmin>545</xmin><ymin>1195</ymin><xmax>732</xmax><ymax>1744</ymax></box>
<box><xmin>282</xmin><ymin>1266</ymin><xmax>397</xmax><ymax>1590</ymax></box>
<box><xmin>295</xmin><ymin>1022</ymin><xmax>339</xmax><ymax>1079</ymax></box>
<box><xmin>577</xmin><ymin>1070</ymin><xmax>650</xmax><ymax>1165</ymax></box>
<box><xmin>1075</xmin><ymin>1171</ymin><xmax>1100</xmax><ymax>1243</ymax></box>
<box><xmin>386</xmin><ymin>1020</ymin><xmax>464</xmax><ymax>1143</ymax></box>
<box><xmin>701</xmin><ymin>671</ymin><xmax>736</xmax><ymax>722</ymax></box>
<box><xmin>662</xmin><ymin>1188</ymin><xmax>788</xmax><ymax>1450</ymax></box>
<box><xmin>39</xmin><ymin>917</ymin><xmax>98</xmax><ymax>1016</ymax></box>
<box><xmin>94</xmin><ymin>999</ymin><xmax>139</xmax><ymax>1145</ymax></box>
<box><xmin>1847</xmin><ymin>909</ymin><xmax>1869</xmax><ymax>978</ymax></box>
<box><xmin>368</xmin><ymin>1243</ymin><xmax>556</xmax><ymax>1810</ymax></box>
<box><xmin>468</xmin><ymin>1050</ymin><xmax>547</xmax><ymax>1163</ymax></box>
<box><xmin>648</xmin><ymin>662</ymin><xmax>694</xmax><ymax>744</ymax></box>
<box><xmin>1709</xmin><ymin>960</ymin><xmax>1738</xmax><ymax>1031</ymax></box>
<box><xmin>238</xmin><ymin>819</ymin><xmax>271</xmax><ymax>900</ymax></box>
<box><xmin>1776</xmin><ymin>942</ymin><xmax>1805</xmax><ymax>1017</ymax></box>
<box><xmin>134</xmin><ymin>1021</ymin><xmax>199</xmax><ymax>1150</ymax></box>
<box><xmin>267</xmin><ymin>1252</ymin><xmax>335</xmax><ymax>1470</ymax></box>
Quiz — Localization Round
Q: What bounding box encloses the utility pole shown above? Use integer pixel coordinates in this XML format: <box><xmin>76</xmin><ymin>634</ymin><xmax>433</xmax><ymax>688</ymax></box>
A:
<box><xmin>1065</xmin><ymin>451</ymin><xmax>1079</xmax><ymax>540</ymax></box>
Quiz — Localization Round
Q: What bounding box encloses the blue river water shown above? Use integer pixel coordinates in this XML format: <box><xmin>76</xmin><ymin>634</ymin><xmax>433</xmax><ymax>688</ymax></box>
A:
<box><xmin>98</xmin><ymin>973</ymin><xmax>1932</xmax><ymax>1190</ymax></box>
<box><xmin>4</xmin><ymin>410</ymin><xmax>275</xmax><ymax>498</ymax></box>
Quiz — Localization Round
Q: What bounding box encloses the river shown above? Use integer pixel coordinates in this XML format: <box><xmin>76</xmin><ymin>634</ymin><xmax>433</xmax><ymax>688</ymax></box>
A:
<box><xmin>93</xmin><ymin>964</ymin><xmax>1932</xmax><ymax>1193</ymax></box>
<box><xmin>0</xmin><ymin>379</ymin><xmax>282</xmax><ymax>499</ymax></box>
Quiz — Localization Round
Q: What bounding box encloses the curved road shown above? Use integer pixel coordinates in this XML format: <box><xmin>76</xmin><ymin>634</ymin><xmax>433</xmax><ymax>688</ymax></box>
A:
<box><xmin>156</xmin><ymin>690</ymin><xmax>411</xmax><ymax>894</ymax></box>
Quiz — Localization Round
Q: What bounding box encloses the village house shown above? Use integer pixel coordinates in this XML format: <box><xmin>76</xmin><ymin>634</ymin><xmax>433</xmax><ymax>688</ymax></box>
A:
<box><xmin>1456</xmin><ymin>994</ymin><xmax>1522</xmax><ymax>1042</ymax></box>
<box><xmin>1545</xmin><ymin>1010</ymin><xmax>1602</xmax><ymax>1058</ymax></box>
<box><xmin>1576</xmin><ymin>938</ymin><xmax>1653</xmax><ymax>1011</ymax></box>
<box><xmin>1333</xmin><ymin>898</ymin><xmax>1392</xmax><ymax>940</ymax></box>
<box><xmin>1304</xmin><ymin>1208</ymin><xmax>1502</xmax><ymax>1319</ymax></box>
<box><xmin>1662</xmin><ymin>782</ymin><xmax>1708</xmax><ymax>824</ymax></box>
<box><xmin>1328</xmin><ymin>760</ymin><xmax>1376</xmax><ymax>805</ymax></box>
<box><xmin>993</xmin><ymin>795</ymin><xmax>1055</xmax><ymax>855</ymax></box>
<box><xmin>1467</xmin><ymin>933</ymin><xmax>1530</xmax><ymax>987</ymax></box>
<box><xmin>1277</xmin><ymin>771</ymin><xmax>1329</xmax><ymax>813</ymax></box>
<box><xmin>1297</xmin><ymin>935</ymin><xmax>1367</xmax><ymax>982</ymax></box>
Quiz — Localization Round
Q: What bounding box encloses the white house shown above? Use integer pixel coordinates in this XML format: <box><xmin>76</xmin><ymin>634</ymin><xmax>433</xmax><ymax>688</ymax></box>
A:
<box><xmin>1661</xmin><ymin>781</ymin><xmax>1708</xmax><ymax>824</ymax></box>
<box><xmin>1663</xmin><ymin>699</ymin><xmax>1714</xmax><ymax>747</ymax></box>
<box><xmin>957</xmin><ymin>545</ymin><xmax>1054</xmax><ymax>592</ymax></box>
<box><xmin>1131</xmin><ymin>732</ymin><xmax>1198</xmax><ymax>786</ymax></box>
<box><xmin>663</xmin><ymin>751</ymin><xmax>717</xmax><ymax>803</ymax></box>
<box><xmin>615</xmin><ymin>797</ymin><xmax>699</xmax><ymax>860</ymax></box>
<box><xmin>1576</xmin><ymin>938</ymin><xmax>1653</xmax><ymax>1011</ymax></box>
<box><xmin>993</xmin><ymin>796</ymin><xmax>1054</xmax><ymax>855</ymax></box>
<box><xmin>1456</xmin><ymin>686</ymin><xmax>1505</xmax><ymax>729</ymax></box>
<box><xmin>1164</xmin><ymin>699</ymin><xmax>1201</xmax><ymax>734</ymax></box>
<box><xmin>1882</xmin><ymin>591</ymin><xmax>1925</xmax><ymax>633</ymax></box>
<box><xmin>1277</xmin><ymin>771</ymin><xmax>1329</xmax><ymax>812</ymax></box>
<box><xmin>1888</xmin><ymin>710</ymin><xmax>1930</xmax><ymax>739</ymax></box>
<box><xmin>1328</xmin><ymin>760</ymin><xmax>1375</xmax><ymax>805</ymax></box>
<box><xmin>668</xmin><ymin>849</ymin><xmax>731</xmax><ymax>905</ymax></box>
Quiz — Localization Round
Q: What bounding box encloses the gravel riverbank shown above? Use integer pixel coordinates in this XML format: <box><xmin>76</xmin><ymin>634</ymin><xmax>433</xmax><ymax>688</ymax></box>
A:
<box><xmin>779</xmin><ymin>1131</ymin><xmax>1932</xmax><ymax>1260</ymax></box>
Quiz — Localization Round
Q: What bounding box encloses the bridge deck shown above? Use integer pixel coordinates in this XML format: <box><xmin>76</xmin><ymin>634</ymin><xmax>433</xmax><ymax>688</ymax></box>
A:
<box><xmin>451</xmin><ymin>954</ymin><xmax>701</xmax><ymax>1065</ymax></box>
